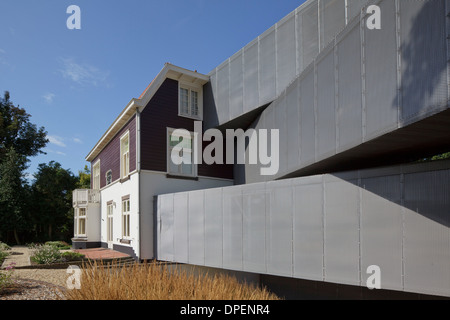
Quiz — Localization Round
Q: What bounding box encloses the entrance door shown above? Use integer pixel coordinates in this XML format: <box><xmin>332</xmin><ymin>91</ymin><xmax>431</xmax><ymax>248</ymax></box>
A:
<box><xmin>107</xmin><ymin>203</ymin><xmax>114</xmax><ymax>249</ymax></box>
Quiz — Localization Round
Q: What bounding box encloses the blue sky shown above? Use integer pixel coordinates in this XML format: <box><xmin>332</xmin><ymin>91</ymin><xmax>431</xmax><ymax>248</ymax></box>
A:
<box><xmin>0</xmin><ymin>0</ymin><xmax>304</xmax><ymax>181</ymax></box>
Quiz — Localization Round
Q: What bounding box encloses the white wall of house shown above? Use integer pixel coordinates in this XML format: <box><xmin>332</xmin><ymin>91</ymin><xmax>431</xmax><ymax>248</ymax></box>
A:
<box><xmin>99</xmin><ymin>171</ymin><xmax>140</xmax><ymax>257</ymax></box>
<box><xmin>139</xmin><ymin>170</ymin><xmax>234</xmax><ymax>260</ymax></box>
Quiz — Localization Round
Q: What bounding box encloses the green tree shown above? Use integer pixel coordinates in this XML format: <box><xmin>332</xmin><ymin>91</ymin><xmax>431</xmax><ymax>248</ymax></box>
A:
<box><xmin>0</xmin><ymin>147</ymin><xmax>29</xmax><ymax>244</ymax></box>
<box><xmin>32</xmin><ymin>161</ymin><xmax>78</xmax><ymax>241</ymax></box>
<box><xmin>0</xmin><ymin>91</ymin><xmax>48</xmax><ymax>162</ymax></box>
<box><xmin>77</xmin><ymin>165</ymin><xmax>91</xmax><ymax>189</ymax></box>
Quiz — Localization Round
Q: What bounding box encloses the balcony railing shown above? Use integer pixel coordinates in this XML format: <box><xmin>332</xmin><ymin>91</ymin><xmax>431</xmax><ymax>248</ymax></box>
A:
<box><xmin>73</xmin><ymin>189</ymin><xmax>100</xmax><ymax>206</ymax></box>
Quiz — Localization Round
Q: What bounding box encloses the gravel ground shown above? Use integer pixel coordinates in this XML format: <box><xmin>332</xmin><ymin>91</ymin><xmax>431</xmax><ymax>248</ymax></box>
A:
<box><xmin>1</xmin><ymin>246</ymin><xmax>69</xmax><ymax>300</ymax></box>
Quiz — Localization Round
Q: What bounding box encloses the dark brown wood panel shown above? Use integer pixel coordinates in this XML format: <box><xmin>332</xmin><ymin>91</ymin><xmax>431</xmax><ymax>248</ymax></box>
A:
<box><xmin>91</xmin><ymin>115</ymin><xmax>137</xmax><ymax>189</ymax></box>
<box><xmin>140</xmin><ymin>78</ymin><xmax>233</xmax><ymax>180</ymax></box>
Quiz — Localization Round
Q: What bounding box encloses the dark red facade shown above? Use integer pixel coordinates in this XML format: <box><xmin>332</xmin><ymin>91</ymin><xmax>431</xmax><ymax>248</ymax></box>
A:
<box><xmin>91</xmin><ymin>77</ymin><xmax>233</xmax><ymax>187</ymax></box>
<box><xmin>91</xmin><ymin>115</ymin><xmax>137</xmax><ymax>189</ymax></box>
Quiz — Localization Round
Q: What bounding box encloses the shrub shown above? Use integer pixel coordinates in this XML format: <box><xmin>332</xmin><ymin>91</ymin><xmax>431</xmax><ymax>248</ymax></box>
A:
<box><xmin>65</xmin><ymin>261</ymin><xmax>280</xmax><ymax>300</ymax></box>
<box><xmin>30</xmin><ymin>244</ymin><xmax>62</xmax><ymax>265</ymax></box>
<box><xmin>45</xmin><ymin>241</ymin><xmax>71</xmax><ymax>250</ymax></box>
<box><xmin>61</xmin><ymin>251</ymin><xmax>85</xmax><ymax>262</ymax></box>
<box><xmin>0</xmin><ymin>242</ymin><xmax>11</xmax><ymax>252</ymax></box>
<box><xmin>0</xmin><ymin>263</ymin><xmax>15</xmax><ymax>292</ymax></box>
<box><xmin>0</xmin><ymin>250</ymin><xmax>9</xmax><ymax>266</ymax></box>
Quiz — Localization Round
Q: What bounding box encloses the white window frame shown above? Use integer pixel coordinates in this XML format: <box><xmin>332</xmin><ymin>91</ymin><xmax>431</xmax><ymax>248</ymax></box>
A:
<box><xmin>107</xmin><ymin>202</ymin><xmax>113</xmax><ymax>243</ymax></box>
<box><xmin>92</xmin><ymin>160</ymin><xmax>100</xmax><ymax>190</ymax></box>
<box><xmin>178</xmin><ymin>82</ymin><xmax>203</xmax><ymax>120</ymax></box>
<box><xmin>120</xmin><ymin>131</ymin><xmax>130</xmax><ymax>180</ymax></box>
<box><xmin>122</xmin><ymin>198</ymin><xmax>131</xmax><ymax>239</ymax></box>
<box><xmin>77</xmin><ymin>207</ymin><xmax>87</xmax><ymax>237</ymax></box>
<box><xmin>167</xmin><ymin>127</ymin><xmax>197</xmax><ymax>178</ymax></box>
<box><xmin>105</xmin><ymin>170</ymin><xmax>113</xmax><ymax>186</ymax></box>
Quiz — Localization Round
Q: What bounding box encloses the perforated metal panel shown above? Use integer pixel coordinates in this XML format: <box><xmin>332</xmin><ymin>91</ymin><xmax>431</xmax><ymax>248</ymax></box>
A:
<box><xmin>400</xmin><ymin>0</ymin><xmax>448</xmax><ymax>123</ymax></box>
<box><xmin>188</xmin><ymin>190</ymin><xmax>204</xmax><ymax>265</ymax></box>
<box><xmin>286</xmin><ymin>79</ymin><xmax>301</xmax><ymax>170</ymax></box>
<box><xmin>217</xmin><ymin>63</ymin><xmax>230</xmax><ymax>124</ymax></box>
<box><xmin>242</xmin><ymin>183</ymin><xmax>267</xmax><ymax>273</ymax></box>
<box><xmin>364</xmin><ymin>0</ymin><xmax>398</xmax><ymax>140</ymax></box>
<box><xmin>173</xmin><ymin>192</ymin><xmax>188</xmax><ymax>263</ymax></box>
<box><xmin>222</xmin><ymin>185</ymin><xmax>243</xmax><ymax>271</ymax></box>
<box><xmin>301</xmin><ymin>0</ymin><xmax>320</xmax><ymax>69</ymax></box>
<box><xmin>320</xmin><ymin>0</ymin><xmax>346</xmax><ymax>49</ymax></box>
<box><xmin>259</xmin><ymin>27</ymin><xmax>277</xmax><ymax>105</ymax></box>
<box><xmin>267</xmin><ymin>180</ymin><xmax>293</xmax><ymax>277</ymax></box>
<box><xmin>276</xmin><ymin>12</ymin><xmax>297</xmax><ymax>94</ymax></box>
<box><xmin>299</xmin><ymin>66</ymin><xmax>316</xmax><ymax>167</ymax></box>
<box><xmin>204</xmin><ymin>188</ymin><xmax>223</xmax><ymax>268</ymax></box>
<box><xmin>243</xmin><ymin>40</ymin><xmax>259</xmax><ymax>114</ymax></box>
<box><xmin>230</xmin><ymin>52</ymin><xmax>244</xmax><ymax>120</ymax></box>
<box><xmin>323</xmin><ymin>175</ymin><xmax>360</xmax><ymax>286</ymax></box>
<box><xmin>336</xmin><ymin>22</ymin><xmax>362</xmax><ymax>151</ymax></box>
<box><xmin>360</xmin><ymin>175</ymin><xmax>403</xmax><ymax>291</ymax></box>
<box><xmin>316</xmin><ymin>47</ymin><xmax>336</xmax><ymax>161</ymax></box>
<box><xmin>292</xmin><ymin>176</ymin><xmax>324</xmax><ymax>281</ymax></box>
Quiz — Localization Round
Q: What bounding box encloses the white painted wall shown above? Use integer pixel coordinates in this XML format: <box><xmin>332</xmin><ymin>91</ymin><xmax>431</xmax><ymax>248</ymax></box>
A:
<box><xmin>99</xmin><ymin>171</ymin><xmax>140</xmax><ymax>257</ymax></box>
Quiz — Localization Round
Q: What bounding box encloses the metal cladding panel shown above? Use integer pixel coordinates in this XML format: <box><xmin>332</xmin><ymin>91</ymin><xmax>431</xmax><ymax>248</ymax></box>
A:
<box><xmin>301</xmin><ymin>0</ymin><xmax>320</xmax><ymax>68</ymax></box>
<box><xmin>274</xmin><ymin>94</ymin><xmax>288</xmax><ymax>178</ymax></box>
<box><xmin>276</xmin><ymin>12</ymin><xmax>297</xmax><ymax>94</ymax></box>
<box><xmin>364</xmin><ymin>0</ymin><xmax>398</xmax><ymax>140</ymax></box>
<box><xmin>286</xmin><ymin>80</ymin><xmax>301</xmax><ymax>171</ymax></box>
<box><xmin>242</xmin><ymin>183</ymin><xmax>267</xmax><ymax>273</ymax></box>
<box><xmin>259</xmin><ymin>27</ymin><xmax>277</xmax><ymax>105</ymax></box>
<box><xmin>204</xmin><ymin>188</ymin><xmax>223</xmax><ymax>268</ymax></box>
<box><xmin>320</xmin><ymin>0</ymin><xmax>346</xmax><ymax>50</ymax></box>
<box><xmin>360</xmin><ymin>175</ymin><xmax>403</xmax><ymax>291</ymax></box>
<box><xmin>229</xmin><ymin>52</ymin><xmax>244</xmax><ymax>120</ymax></box>
<box><xmin>292</xmin><ymin>176</ymin><xmax>324</xmax><ymax>281</ymax></box>
<box><xmin>336</xmin><ymin>23</ymin><xmax>362</xmax><ymax>151</ymax></box>
<box><xmin>403</xmin><ymin>170</ymin><xmax>450</xmax><ymax>297</ymax></box>
<box><xmin>316</xmin><ymin>48</ymin><xmax>337</xmax><ymax>161</ymax></box>
<box><xmin>159</xmin><ymin>194</ymin><xmax>174</xmax><ymax>262</ymax></box>
<box><xmin>324</xmin><ymin>176</ymin><xmax>360</xmax><ymax>286</ymax></box>
<box><xmin>222</xmin><ymin>185</ymin><xmax>243</xmax><ymax>271</ymax></box>
<box><xmin>299</xmin><ymin>67</ymin><xmax>316</xmax><ymax>166</ymax></box>
<box><xmin>173</xmin><ymin>192</ymin><xmax>188</xmax><ymax>263</ymax></box>
<box><xmin>243</xmin><ymin>40</ymin><xmax>259</xmax><ymax>114</ymax></box>
<box><xmin>188</xmin><ymin>190</ymin><xmax>205</xmax><ymax>265</ymax></box>
<box><xmin>400</xmin><ymin>0</ymin><xmax>448</xmax><ymax>123</ymax></box>
<box><xmin>267</xmin><ymin>180</ymin><xmax>293</xmax><ymax>277</ymax></box>
<box><xmin>217</xmin><ymin>64</ymin><xmax>230</xmax><ymax>124</ymax></box>
<box><xmin>347</xmin><ymin>0</ymin><xmax>367</xmax><ymax>22</ymax></box>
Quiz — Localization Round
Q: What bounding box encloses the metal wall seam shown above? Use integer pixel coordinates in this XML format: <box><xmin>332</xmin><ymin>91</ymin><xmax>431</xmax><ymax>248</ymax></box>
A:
<box><xmin>314</xmin><ymin>61</ymin><xmax>318</xmax><ymax>164</ymax></box>
<box><xmin>334</xmin><ymin>42</ymin><xmax>339</xmax><ymax>156</ymax></box>
<box><xmin>321</xmin><ymin>174</ymin><xmax>326</xmax><ymax>281</ymax></box>
<box><xmin>446</xmin><ymin>0</ymin><xmax>450</xmax><ymax>103</ymax></box>
<box><xmin>360</xmin><ymin>8</ymin><xmax>367</xmax><ymax>142</ymax></box>
<box><xmin>357</xmin><ymin>173</ymin><xmax>362</xmax><ymax>287</ymax></box>
<box><xmin>400</xmin><ymin>171</ymin><xmax>405</xmax><ymax>292</ymax></box>
<box><xmin>395</xmin><ymin>0</ymin><xmax>402</xmax><ymax>129</ymax></box>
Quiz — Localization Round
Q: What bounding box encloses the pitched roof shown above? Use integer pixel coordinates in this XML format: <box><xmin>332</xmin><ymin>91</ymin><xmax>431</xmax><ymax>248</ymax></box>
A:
<box><xmin>85</xmin><ymin>63</ymin><xmax>209</xmax><ymax>162</ymax></box>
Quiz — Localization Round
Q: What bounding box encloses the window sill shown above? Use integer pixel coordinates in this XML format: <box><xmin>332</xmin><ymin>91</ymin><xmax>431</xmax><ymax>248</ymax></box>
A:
<box><xmin>120</xmin><ymin>239</ymin><xmax>131</xmax><ymax>245</ymax></box>
<box><xmin>166</xmin><ymin>174</ymin><xmax>199</xmax><ymax>181</ymax></box>
<box><xmin>178</xmin><ymin>113</ymin><xmax>203</xmax><ymax>121</ymax></box>
<box><xmin>120</xmin><ymin>175</ymin><xmax>130</xmax><ymax>183</ymax></box>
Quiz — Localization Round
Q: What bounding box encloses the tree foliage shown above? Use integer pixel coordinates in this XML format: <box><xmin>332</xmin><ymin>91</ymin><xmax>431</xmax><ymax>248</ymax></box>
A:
<box><xmin>0</xmin><ymin>91</ymin><xmax>48</xmax><ymax>162</ymax></box>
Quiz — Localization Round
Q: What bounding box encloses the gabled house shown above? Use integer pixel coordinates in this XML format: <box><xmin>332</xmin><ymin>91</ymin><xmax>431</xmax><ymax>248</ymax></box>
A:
<box><xmin>74</xmin><ymin>0</ymin><xmax>450</xmax><ymax>299</ymax></box>
<box><xmin>72</xmin><ymin>64</ymin><xmax>233</xmax><ymax>259</ymax></box>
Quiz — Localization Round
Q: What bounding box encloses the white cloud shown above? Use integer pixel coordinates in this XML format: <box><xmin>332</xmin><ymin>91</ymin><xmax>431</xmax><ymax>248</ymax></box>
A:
<box><xmin>47</xmin><ymin>135</ymin><xmax>66</xmax><ymax>148</ymax></box>
<box><xmin>43</xmin><ymin>93</ymin><xmax>55</xmax><ymax>104</ymax></box>
<box><xmin>47</xmin><ymin>149</ymin><xmax>67</xmax><ymax>156</ymax></box>
<box><xmin>58</xmin><ymin>57</ymin><xmax>110</xmax><ymax>87</ymax></box>
<box><xmin>73</xmin><ymin>137</ymin><xmax>83</xmax><ymax>144</ymax></box>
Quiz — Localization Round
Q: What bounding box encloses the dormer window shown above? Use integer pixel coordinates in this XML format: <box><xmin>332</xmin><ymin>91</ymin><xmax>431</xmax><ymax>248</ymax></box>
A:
<box><xmin>179</xmin><ymin>83</ymin><xmax>202</xmax><ymax>120</ymax></box>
